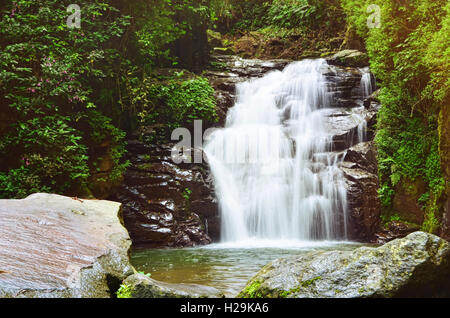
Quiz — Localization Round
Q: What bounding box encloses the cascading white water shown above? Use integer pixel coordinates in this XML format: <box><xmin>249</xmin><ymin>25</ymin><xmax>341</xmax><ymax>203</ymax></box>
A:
<box><xmin>204</xmin><ymin>59</ymin><xmax>349</xmax><ymax>245</ymax></box>
<box><xmin>360</xmin><ymin>68</ymin><xmax>373</xmax><ymax>98</ymax></box>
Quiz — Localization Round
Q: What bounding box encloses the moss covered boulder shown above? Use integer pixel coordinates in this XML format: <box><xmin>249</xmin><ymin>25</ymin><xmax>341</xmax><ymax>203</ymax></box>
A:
<box><xmin>0</xmin><ymin>193</ymin><xmax>134</xmax><ymax>298</ymax></box>
<box><xmin>327</xmin><ymin>49</ymin><xmax>369</xmax><ymax>68</ymax></box>
<box><xmin>239</xmin><ymin>232</ymin><xmax>450</xmax><ymax>298</ymax></box>
<box><xmin>120</xmin><ymin>273</ymin><xmax>224</xmax><ymax>298</ymax></box>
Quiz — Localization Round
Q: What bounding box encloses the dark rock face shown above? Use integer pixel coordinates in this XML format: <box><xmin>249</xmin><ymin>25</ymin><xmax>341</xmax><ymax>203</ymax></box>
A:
<box><xmin>340</xmin><ymin>142</ymin><xmax>381</xmax><ymax>242</ymax></box>
<box><xmin>113</xmin><ymin>141</ymin><xmax>219</xmax><ymax>248</ymax></box>
<box><xmin>239</xmin><ymin>232</ymin><xmax>450</xmax><ymax>298</ymax></box>
<box><xmin>375</xmin><ymin>221</ymin><xmax>421</xmax><ymax>244</ymax></box>
<box><xmin>0</xmin><ymin>193</ymin><xmax>134</xmax><ymax>298</ymax></box>
<box><xmin>321</xmin><ymin>59</ymin><xmax>381</xmax><ymax>243</ymax></box>
<box><xmin>321</xmin><ymin>63</ymin><xmax>381</xmax><ymax>242</ymax></box>
<box><xmin>122</xmin><ymin>273</ymin><xmax>224</xmax><ymax>298</ymax></box>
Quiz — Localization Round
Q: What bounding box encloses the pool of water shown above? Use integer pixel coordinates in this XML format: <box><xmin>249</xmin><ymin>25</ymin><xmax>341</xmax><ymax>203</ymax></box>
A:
<box><xmin>131</xmin><ymin>240</ymin><xmax>364</xmax><ymax>297</ymax></box>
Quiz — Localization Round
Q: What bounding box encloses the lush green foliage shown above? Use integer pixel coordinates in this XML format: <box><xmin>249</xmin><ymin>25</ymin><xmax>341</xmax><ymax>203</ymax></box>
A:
<box><xmin>341</xmin><ymin>0</ymin><xmax>449</xmax><ymax>232</ymax></box>
<box><xmin>116</xmin><ymin>283</ymin><xmax>132</xmax><ymax>298</ymax></box>
<box><xmin>215</xmin><ymin>0</ymin><xmax>345</xmax><ymax>36</ymax></box>
<box><xmin>0</xmin><ymin>0</ymin><xmax>220</xmax><ymax>199</ymax></box>
<box><xmin>130</xmin><ymin>72</ymin><xmax>217</xmax><ymax>143</ymax></box>
<box><xmin>0</xmin><ymin>0</ymin><xmax>130</xmax><ymax>198</ymax></box>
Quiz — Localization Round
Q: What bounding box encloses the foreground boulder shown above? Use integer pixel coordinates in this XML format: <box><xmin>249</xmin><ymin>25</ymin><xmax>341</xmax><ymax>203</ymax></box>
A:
<box><xmin>121</xmin><ymin>273</ymin><xmax>224</xmax><ymax>298</ymax></box>
<box><xmin>0</xmin><ymin>193</ymin><xmax>134</xmax><ymax>298</ymax></box>
<box><xmin>239</xmin><ymin>232</ymin><xmax>450</xmax><ymax>298</ymax></box>
<box><xmin>340</xmin><ymin>141</ymin><xmax>382</xmax><ymax>242</ymax></box>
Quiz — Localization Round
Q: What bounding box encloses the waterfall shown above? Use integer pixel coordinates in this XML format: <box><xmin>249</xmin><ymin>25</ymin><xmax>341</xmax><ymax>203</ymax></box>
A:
<box><xmin>360</xmin><ymin>68</ymin><xmax>373</xmax><ymax>98</ymax></box>
<box><xmin>204</xmin><ymin>59</ymin><xmax>349</xmax><ymax>244</ymax></box>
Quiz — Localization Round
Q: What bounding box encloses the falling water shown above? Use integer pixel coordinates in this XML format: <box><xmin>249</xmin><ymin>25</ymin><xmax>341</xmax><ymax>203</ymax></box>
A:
<box><xmin>204</xmin><ymin>59</ymin><xmax>349</xmax><ymax>244</ymax></box>
<box><xmin>360</xmin><ymin>68</ymin><xmax>373</xmax><ymax>98</ymax></box>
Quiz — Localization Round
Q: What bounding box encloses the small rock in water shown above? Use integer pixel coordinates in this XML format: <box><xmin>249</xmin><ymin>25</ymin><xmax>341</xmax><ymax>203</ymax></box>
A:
<box><xmin>0</xmin><ymin>193</ymin><xmax>134</xmax><ymax>298</ymax></box>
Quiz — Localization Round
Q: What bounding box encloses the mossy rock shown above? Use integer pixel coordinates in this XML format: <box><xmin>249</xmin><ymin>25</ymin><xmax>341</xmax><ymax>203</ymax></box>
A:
<box><xmin>238</xmin><ymin>232</ymin><xmax>450</xmax><ymax>298</ymax></box>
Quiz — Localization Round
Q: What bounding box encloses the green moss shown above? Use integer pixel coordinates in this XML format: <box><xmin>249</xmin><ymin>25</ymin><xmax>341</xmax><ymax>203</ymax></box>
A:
<box><xmin>278</xmin><ymin>276</ymin><xmax>321</xmax><ymax>298</ymax></box>
<box><xmin>301</xmin><ymin>276</ymin><xmax>321</xmax><ymax>288</ymax></box>
<box><xmin>137</xmin><ymin>271</ymin><xmax>151</xmax><ymax>278</ymax></box>
<box><xmin>421</xmin><ymin>194</ymin><xmax>441</xmax><ymax>234</ymax></box>
<box><xmin>116</xmin><ymin>284</ymin><xmax>132</xmax><ymax>299</ymax></box>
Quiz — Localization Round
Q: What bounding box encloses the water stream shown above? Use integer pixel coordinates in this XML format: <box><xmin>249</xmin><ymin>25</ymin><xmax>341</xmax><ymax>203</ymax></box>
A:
<box><xmin>204</xmin><ymin>59</ymin><xmax>349</xmax><ymax>244</ymax></box>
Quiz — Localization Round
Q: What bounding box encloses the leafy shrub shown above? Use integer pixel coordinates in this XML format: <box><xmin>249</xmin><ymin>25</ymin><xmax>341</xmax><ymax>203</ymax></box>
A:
<box><xmin>116</xmin><ymin>284</ymin><xmax>132</xmax><ymax>298</ymax></box>
<box><xmin>268</xmin><ymin>0</ymin><xmax>319</xmax><ymax>29</ymax></box>
<box><xmin>341</xmin><ymin>0</ymin><xmax>449</xmax><ymax>232</ymax></box>
<box><xmin>131</xmin><ymin>73</ymin><xmax>218</xmax><ymax>143</ymax></box>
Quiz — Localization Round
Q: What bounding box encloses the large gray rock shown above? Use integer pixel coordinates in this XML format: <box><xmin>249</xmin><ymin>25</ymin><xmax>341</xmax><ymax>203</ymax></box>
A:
<box><xmin>122</xmin><ymin>273</ymin><xmax>224</xmax><ymax>298</ymax></box>
<box><xmin>239</xmin><ymin>232</ymin><xmax>450</xmax><ymax>298</ymax></box>
<box><xmin>0</xmin><ymin>193</ymin><xmax>134</xmax><ymax>298</ymax></box>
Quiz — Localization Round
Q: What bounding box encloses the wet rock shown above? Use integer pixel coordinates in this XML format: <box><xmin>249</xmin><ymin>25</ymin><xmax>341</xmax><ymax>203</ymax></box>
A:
<box><xmin>340</xmin><ymin>142</ymin><xmax>381</xmax><ymax>242</ymax></box>
<box><xmin>113</xmin><ymin>141</ymin><xmax>217</xmax><ymax>248</ymax></box>
<box><xmin>322</xmin><ymin>103</ymin><xmax>379</xmax><ymax>151</ymax></box>
<box><xmin>363</xmin><ymin>89</ymin><xmax>381</xmax><ymax>108</ymax></box>
<box><xmin>439</xmin><ymin>106</ymin><xmax>450</xmax><ymax>240</ymax></box>
<box><xmin>122</xmin><ymin>273</ymin><xmax>224</xmax><ymax>298</ymax></box>
<box><xmin>0</xmin><ymin>193</ymin><xmax>134</xmax><ymax>298</ymax></box>
<box><xmin>239</xmin><ymin>232</ymin><xmax>450</xmax><ymax>298</ymax></box>
<box><xmin>344</xmin><ymin>141</ymin><xmax>378</xmax><ymax>175</ymax></box>
<box><xmin>374</xmin><ymin>221</ymin><xmax>421</xmax><ymax>244</ymax></box>
<box><xmin>324</xmin><ymin>64</ymin><xmax>374</xmax><ymax>108</ymax></box>
<box><xmin>327</xmin><ymin>49</ymin><xmax>369</xmax><ymax>68</ymax></box>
